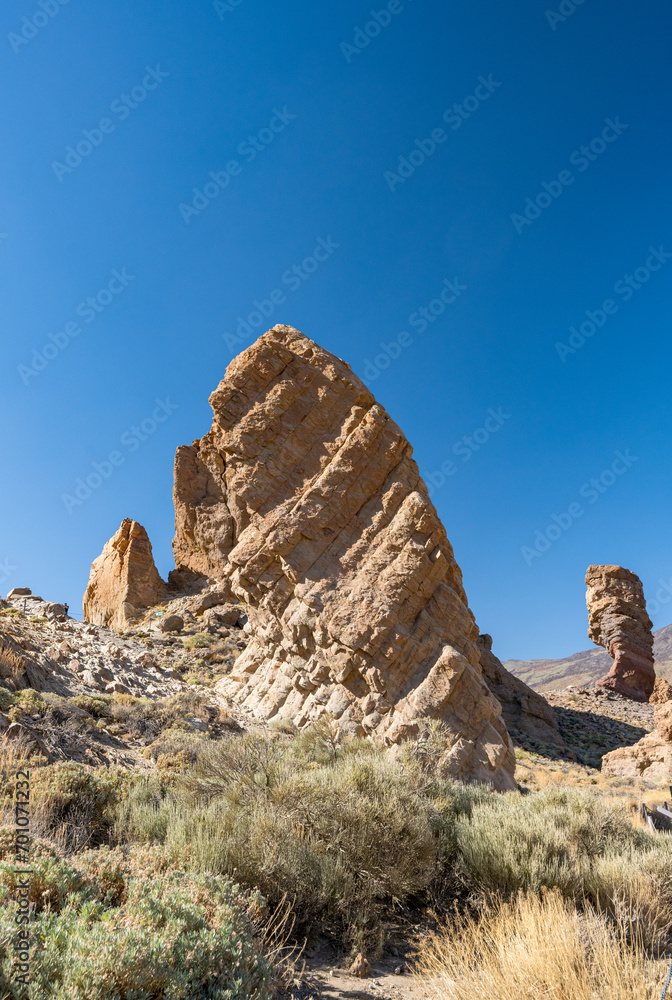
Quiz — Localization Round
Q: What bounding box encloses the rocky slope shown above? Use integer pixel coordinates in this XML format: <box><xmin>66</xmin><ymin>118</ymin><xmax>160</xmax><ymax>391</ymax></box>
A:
<box><xmin>0</xmin><ymin>587</ymin><xmax>247</xmax><ymax>768</ymax></box>
<box><xmin>84</xmin><ymin>324</ymin><xmax>518</xmax><ymax>790</ymax></box>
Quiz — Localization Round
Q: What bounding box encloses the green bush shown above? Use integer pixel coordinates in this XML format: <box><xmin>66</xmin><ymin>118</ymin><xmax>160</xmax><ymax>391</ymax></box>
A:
<box><xmin>0</xmin><ymin>848</ymin><xmax>272</xmax><ymax>1000</ymax></box>
<box><xmin>183</xmin><ymin>633</ymin><xmax>212</xmax><ymax>650</ymax></box>
<box><xmin>118</xmin><ymin>726</ymin><xmax>441</xmax><ymax>940</ymax></box>
<box><xmin>112</xmin><ymin>726</ymin><xmax>672</xmax><ymax>949</ymax></box>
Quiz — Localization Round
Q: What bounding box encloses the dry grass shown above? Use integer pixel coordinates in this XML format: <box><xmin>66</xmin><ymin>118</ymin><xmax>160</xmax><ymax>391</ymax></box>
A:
<box><xmin>414</xmin><ymin>890</ymin><xmax>670</xmax><ymax>1000</ymax></box>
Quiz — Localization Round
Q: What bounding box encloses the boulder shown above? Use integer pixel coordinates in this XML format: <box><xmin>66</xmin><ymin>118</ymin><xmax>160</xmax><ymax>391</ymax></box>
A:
<box><xmin>602</xmin><ymin>702</ymin><xmax>672</xmax><ymax>782</ymax></box>
<box><xmin>83</xmin><ymin>519</ymin><xmax>167</xmax><ymax>628</ymax></box>
<box><xmin>188</xmin><ymin>590</ymin><xmax>232</xmax><ymax>615</ymax></box>
<box><xmin>650</xmin><ymin>677</ymin><xmax>672</xmax><ymax>705</ymax></box>
<box><xmin>587</xmin><ymin>565</ymin><xmax>655</xmax><ymax>701</ymax></box>
<box><xmin>477</xmin><ymin>634</ymin><xmax>564</xmax><ymax>747</ymax></box>
<box><xmin>7</xmin><ymin>588</ymin><xmax>31</xmax><ymax>598</ymax></box>
<box><xmin>202</xmin><ymin>604</ymin><xmax>244</xmax><ymax>628</ymax></box>
<box><xmin>157</xmin><ymin>614</ymin><xmax>184</xmax><ymax>633</ymax></box>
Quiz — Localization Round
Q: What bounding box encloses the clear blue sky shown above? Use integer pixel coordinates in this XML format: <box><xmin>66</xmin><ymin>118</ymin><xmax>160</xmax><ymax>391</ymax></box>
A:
<box><xmin>1</xmin><ymin>0</ymin><xmax>671</xmax><ymax>661</ymax></box>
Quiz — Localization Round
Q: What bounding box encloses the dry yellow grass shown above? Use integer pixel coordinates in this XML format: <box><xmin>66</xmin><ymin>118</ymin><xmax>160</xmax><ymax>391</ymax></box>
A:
<box><xmin>414</xmin><ymin>890</ymin><xmax>669</xmax><ymax>1000</ymax></box>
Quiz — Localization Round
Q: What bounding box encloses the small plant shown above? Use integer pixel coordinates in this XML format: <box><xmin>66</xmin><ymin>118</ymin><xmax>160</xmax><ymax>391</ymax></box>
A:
<box><xmin>183</xmin><ymin>633</ymin><xmax>213</xmax><ymax>650</ymax></box>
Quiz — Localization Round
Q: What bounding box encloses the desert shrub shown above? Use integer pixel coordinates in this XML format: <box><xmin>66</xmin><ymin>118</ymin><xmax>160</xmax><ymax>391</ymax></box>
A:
<box><xmin>0</xmin><ymin>645</ymin><xmax>25</xmax><ymax>680</ymax></box>
<box><xmin>453</xmin><ymin>786</ymin><xmax>650</xmax><ymax>895</ymax></box>
<box><xmin>112</xmin><ymin>726</ymin><xmax>672</xmax><ymax>947</ymax></box>
<box><xmin>183</xmin><ymin>632</ymin><xmax>212</xmax><ymax>649</ymax></box>
<box><xmin>0</xmin><ymin>847</ymin><xmax>272</xmax><ymax>1000</ymax></box>
<box><xmin>414</xmin><ymin>889</ymin><xmax>669</xmax><ymax>1000</ymax></box>
<box><xmin>0</xmin><ymin>688</ymin><xmax>14</xmax><ymax>711</ymax></box>
<box><xmin>120</xmin><ymin>726</ymin><xmax>441</xmax><ymax>940</ymax></box>
<box><xmin>28</xmin><ymin>762</ymin><xmax>129</xmax><ymax>851</ymax></box>
<box><xmin>71</xmin><ymin>695</ymin><xmax>112</xmax><ymax>719</ymax></box>
<box><xmin>12</xmin><ymin>688</ymin><xmax>48</xmax><ymax>714</ymax></box>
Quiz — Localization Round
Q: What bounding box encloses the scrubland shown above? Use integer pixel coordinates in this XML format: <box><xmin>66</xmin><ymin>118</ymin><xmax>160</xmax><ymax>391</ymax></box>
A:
<box><xmin>1</xmin><ymin>718</ymin><xmax>671</xmax><ymax>998</ymax></box>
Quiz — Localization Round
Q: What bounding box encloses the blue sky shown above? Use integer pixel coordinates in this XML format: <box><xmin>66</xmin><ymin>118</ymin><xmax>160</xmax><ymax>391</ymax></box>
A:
<box><xmin>1</xmin><ymin>0</ymin><xmax>670</xmax><ymax>661</ymax></box>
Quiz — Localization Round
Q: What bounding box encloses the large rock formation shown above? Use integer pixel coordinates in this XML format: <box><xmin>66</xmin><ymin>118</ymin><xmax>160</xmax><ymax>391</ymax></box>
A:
<box><xmin>477</xmin><ymin>635</ymin><xmax>563</xmax><ymax>747</ymax></box>
<box><xmin>83</xmin><ymin>519</ymin><xmax>166</xmax><ymax>628</ymax></box>
<box><xmin>601</xmin><ymin>702</ymin><xmax>672</xmax><ymax>782</ymax></box>
<box><xmin>586</xmin><ymin>565</ymin><xmax>655</xmax><ymax>701</ymax></box>
<box><xmin>85</xmin><ymin>325</ymin><xmax>516</xmax><ymax>789</ymax></box>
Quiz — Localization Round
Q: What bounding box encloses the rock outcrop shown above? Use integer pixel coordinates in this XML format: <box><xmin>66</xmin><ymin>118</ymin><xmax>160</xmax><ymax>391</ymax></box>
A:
<box><xmin>586</xmin><ymin>565</ymin><xmax>655</xmax><ymax>702</ymax></box>
<box><xmin>477</xmin><ymin>635</ymin><xmax>564</xmax><ymax>747</ymax></box>
<box><xmin>650</xmin><ymin>677</ymin><xmax>672</xmax><ymax>705</ymax></box>
<box><xmin>85</xmin><ymin>325</ymin><xmax>517</xmax><ymax>790</ymax></box>
<box><xmin>83</xmin><ymin>519</ymin><xmax>166</xmax><ymax>629</ymax></box>
<box><xmin>602</xmin><ymin>702</ymin><xmax>672</xmax><ymax>782</ymax></box>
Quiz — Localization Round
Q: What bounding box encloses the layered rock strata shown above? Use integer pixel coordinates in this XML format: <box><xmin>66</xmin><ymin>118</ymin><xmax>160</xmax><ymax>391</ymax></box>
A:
<box><xmin>83</xmin><ymin>519</ymin><xmax>166</xmax><ymax>629</ymax></box>
<box><xmin>85</xmin><ymin>325</ymin><xmax>516</xmax><ymax>789</ymax></box>
<box><xmin>477</xmin><ymin>634</ymin><xmax>563</xmax><ymax>747</ymax></box>
<box><xmin>587</xmin><ymin>565</ymin><xmax>655</xmax><ymax>701</ymax></box>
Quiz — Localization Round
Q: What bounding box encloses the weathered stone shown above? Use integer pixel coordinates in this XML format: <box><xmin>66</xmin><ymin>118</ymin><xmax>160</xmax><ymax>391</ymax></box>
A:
<box><xmin>650</xmin><ymin>677</ymin><xmax>672</xmax><ymax>705</ymax></box>
<box><xmin>477</xmin><ymin>634</ymin><xmax>564</xmax><ymax>747</ymax></box>
<box><xmin>83</xmin><ymin>519</ymin><xmax>166</xmax><ymax>628</ymax></box>
<box><xmin>171</xmin><ymin>325</ymin><xmax>515</xmax><ymax>790</ymax></box>
<box><xmin>602</xmin><ymin>703</ymin><xmax>672</xmax><ymax>782</ymax></box>
<box><xmin>157</xmin><ymin>614</ymin><xmax>184</xmax><ymax>633</ymax></box>
<box><xmin>43</xmin><ymin>603</ymin><xmax>66</xmax><ymax>619</ymax></box>
<box><xmin>586</xmin><ymin>565</ymin><xmax>655</xmax><ymax>701</ymax></box>
<box><xmin>349</xmin><ymin>954</ymin><xmax>371</xmax><ymax>978</ymax></box>
<box><xmin>188</xmin><ymin>590</ymin><xmax>232</xmax><ymax>615</ymax></box>
<box><xmin>202</xmin><ymin>604</ymin><xmax>244</xmax><ymax>628</ymax></box>
<box><xmin>7</xmin><ymin>588</ymin><xmax>31</xmax><ymax>598</ymax></box>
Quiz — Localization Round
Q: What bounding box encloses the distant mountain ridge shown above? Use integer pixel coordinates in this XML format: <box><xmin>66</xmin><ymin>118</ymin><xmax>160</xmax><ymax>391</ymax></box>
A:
<box><xmin>505</xmin><ymin>623</ymin><xmax>672</xmax><ymax>693</ymax></box>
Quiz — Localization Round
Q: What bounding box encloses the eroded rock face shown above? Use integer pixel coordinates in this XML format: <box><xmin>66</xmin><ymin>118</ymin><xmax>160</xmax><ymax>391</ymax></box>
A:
<box><xmin>171</xmin><ymin>325</ymin><xmax>515</xmax><ymax>789</ymax></box>
<box><xmin>477</xmin><ymin>634</ymin><xmax>564</xmax><ymax>747</ymax></box>
<box><xmin>586</xmin><ymin>565</ymin><xmax>655</xmax><ymax>702</ymax></box>
<box><xmin>83</xmin><ymin>519</ymin><xmax>166</xmax><ymax>628</ymax></box>
<box><xmin>602</xmin><ymin>702</ymin><xmax>672</xmax><ymax>782</ymax></box>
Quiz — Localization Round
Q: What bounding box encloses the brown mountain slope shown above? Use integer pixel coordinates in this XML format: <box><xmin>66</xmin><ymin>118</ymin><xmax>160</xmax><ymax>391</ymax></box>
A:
<box><xmin>505</xmin><ymin>623</ymin><xmax>672</xmax><ymax>693</ymax></box>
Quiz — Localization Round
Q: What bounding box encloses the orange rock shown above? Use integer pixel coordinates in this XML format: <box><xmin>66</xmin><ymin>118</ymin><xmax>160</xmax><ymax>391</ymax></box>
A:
<box><xmin>586</xmin><ymin>565</ymin><xmax>655</xmax><ymax>701</ymax></box>
<box><xmin>175</xmin><ymin>325</ymin><xmax>515</xmax><ymax>790</ymax></box>
<box><xmin>83</xmin><ymin>519</ymin><xmax>166</xmax><ymax>628</ymax></box>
